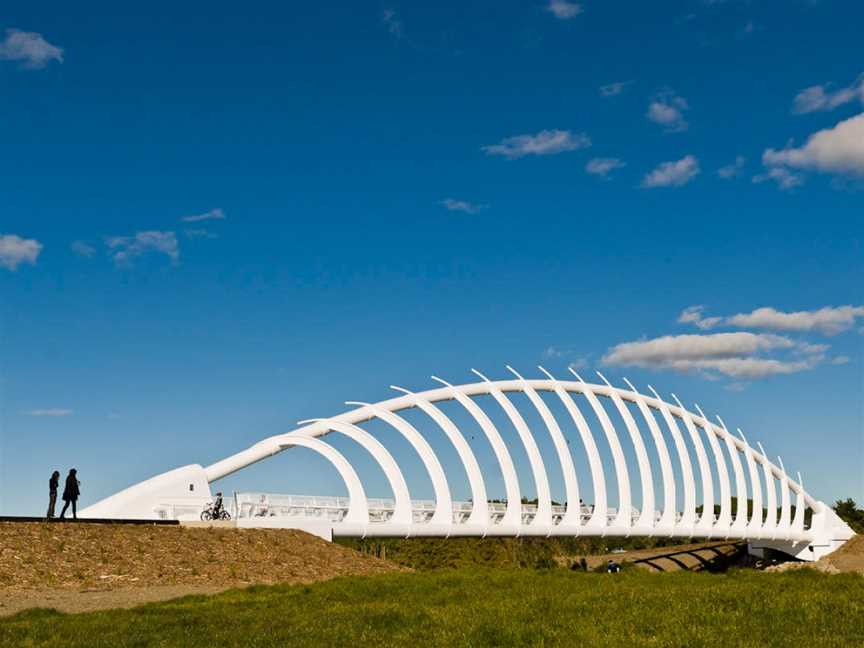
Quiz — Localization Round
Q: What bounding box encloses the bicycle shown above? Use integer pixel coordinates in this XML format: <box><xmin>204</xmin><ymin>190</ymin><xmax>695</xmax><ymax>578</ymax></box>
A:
<box><xmin>200</xmin><ymin>501</ymin><xmax>231</xmax><ymax>521</ymax></box>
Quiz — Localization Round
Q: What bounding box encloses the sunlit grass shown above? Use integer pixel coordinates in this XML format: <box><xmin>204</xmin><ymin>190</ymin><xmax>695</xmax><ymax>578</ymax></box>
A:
<box><xmin>3</xmin><ymin>568</ymin><xmax>862</xmax><ymax>647</ymax></box>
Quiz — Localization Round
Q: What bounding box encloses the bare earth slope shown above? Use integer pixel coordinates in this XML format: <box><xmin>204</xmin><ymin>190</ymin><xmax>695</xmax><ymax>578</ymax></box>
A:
<box><xmin>767</xmin><ymin>533</ymin><xmax>864</xmax><ymax>574</ymax></box>
<box><xmin>0</xmin><ymin>522</ymin><xmax>403</xmax><ymax>616</ymax></box>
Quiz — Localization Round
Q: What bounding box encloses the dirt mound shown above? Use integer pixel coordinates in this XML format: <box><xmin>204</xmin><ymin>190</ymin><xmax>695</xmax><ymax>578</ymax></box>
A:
<box><xmin>822</xmin><ymin>534</ymin><xmax>864</xmax><ymax>573</ymax></box>
<box><xmin>766</xmin><ymin>534</ymin><xmax>864</xmax><ymax>574</ymax></box>
<box><xmin>0</xmin><ymin>521</ymin><xmax>404</xmax><ymax>615</ymax></box>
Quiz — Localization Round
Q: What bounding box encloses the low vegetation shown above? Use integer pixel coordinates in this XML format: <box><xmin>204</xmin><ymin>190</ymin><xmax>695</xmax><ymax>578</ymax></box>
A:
<box><xmin>3</xmin><ymin>568</ymin><xmax>863</xmax><ymax>647</ymax></box>
<box><xmin>337</xmin><ymin>535</ymin><xmax>681</xmax><ymax>570</ymax></box>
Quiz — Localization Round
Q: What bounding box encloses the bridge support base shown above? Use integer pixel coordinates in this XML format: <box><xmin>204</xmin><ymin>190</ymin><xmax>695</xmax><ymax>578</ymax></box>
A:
<box><xmin>748</xmin><ymin>505</ymin><xmax>855</xmax><ymax>562</ymax></box>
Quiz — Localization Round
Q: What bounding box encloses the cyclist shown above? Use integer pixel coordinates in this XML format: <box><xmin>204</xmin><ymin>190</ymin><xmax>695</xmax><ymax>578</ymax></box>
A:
<box><xmin>213</xmin><ymin>491</ymin><xmax>224</xmax><ymax>517</ymax></box>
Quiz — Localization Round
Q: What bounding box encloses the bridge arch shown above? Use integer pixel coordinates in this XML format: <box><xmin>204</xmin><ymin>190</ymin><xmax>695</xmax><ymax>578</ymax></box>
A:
<box><xmin>81</xmin><ymin>367</ymin><xmax>854</xmax><ymax>560</ymax></box>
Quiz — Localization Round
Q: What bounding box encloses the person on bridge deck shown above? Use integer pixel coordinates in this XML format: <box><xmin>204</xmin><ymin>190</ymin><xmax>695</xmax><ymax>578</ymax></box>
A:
<box><xmin>59</xmin><ymin>469</ymin><xmax>80</xmax><ymax>520</ymax></box>
<box><xmin>46</xmin><ymin>470</ymin><xmax>60</xmax><ymax>519</ymax></box>
<box><xmin>214</xmin><ymin>491</ymin><xmax>224</xmax><ymax>516</ymax></box>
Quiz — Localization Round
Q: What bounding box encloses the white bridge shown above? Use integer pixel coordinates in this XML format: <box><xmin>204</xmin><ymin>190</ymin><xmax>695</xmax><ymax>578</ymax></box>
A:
<box><xmin>81</xmin><ymin>367</ymin><xmax>854</xmax><ymax>560</ymax></box>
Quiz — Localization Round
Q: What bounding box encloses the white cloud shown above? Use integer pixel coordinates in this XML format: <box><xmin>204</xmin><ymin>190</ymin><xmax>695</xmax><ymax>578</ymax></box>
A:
<box><xmin>599</xmin><ymin>80</ymin><xmax>632</xmax><ymax>97</ymax></box>
<box><xmin>752</xmin><ymin>166</ymin><xmax>804</xmax><ymax>190</ymax></box>
<box><xmin>70</xmin><ymin>240</ymin><xmax>96</xmax><ymax>258</ymax></box>
<box><xmin>647</xmin><ymin>91</ymin><xmax>689</xmax><ymax>133</ymax></box>
<box><xmin>762</xmin><ymin>113</ymin><xmax>864</xmax><ymax>178</ymax></box>
<box><xmin>106</xmin><ymin>231</ymin><xmax>179</xmax><ymax>266</ymax></box>
<box><xmin>381</xmin><ymin>9</ymin><xmax>404</xmax><ymax>39</ymax></box>
<box><xmin>27</xmin><ymin>408</ymin><xmax>73</xmax><ymax>417</ymax></box>
<box><xmin>0</xmin><ymin>234</ymin><xmax>43</xmax><ymax>271</ymax></box>
<box><xmin>603</xmin><ymin>332</ymin><xmax>822</xmax><ymax>379</ymax></box>
<box><xmin>831</xmin><ymin>355</ymin><xmax>851</xmax><ymax>365</ymax></box>
<box><xmin>677</xmin><ymin>304</ymin><xmax>864</xmax><ymax>336</ymax></box>
<box><xmin>641</xmin><ymin>155</ymin><xmax>699</xmax><ymax>188</ymax></box>
<box><xmin>482</xmin><ymin>129</ymin><xmax>590</xmax><ymax>159</ymax></box>
<box><xmin>792</xmin><ymin>76</ymin><xmax>864</xmax><ymax>114</ymax></box>
<box><xmin>718</xmin><ymin>155</ymin><xmax>746</xmax><ymax>179</ymax></box>
<box><xmin>0</xmin><ymin>29</ymin><xmax>63</xmax><ymax>69</ymax></box>
<box><xmin>726</xmin><ymin>305</ymin><xmax>864</xmax><ymax>336</ymax></box>
<box><xmin>546</xmin><ymin>0</ymin><xmax>583</xmax><ymax>19</ymax></box>
<box><xmin>441</xmin><ymin>198</ymin><xmax>486</xmax><ymax>214</ymax></box>
<box><xmin>586</xmin><ymin>158</ymin><xmax>626</xmax><ymax>177</ymax></box>
<box><xmin>181</xmin><ymin>208</ymin><xmax>226</xmax><ymax>223</ymax></box>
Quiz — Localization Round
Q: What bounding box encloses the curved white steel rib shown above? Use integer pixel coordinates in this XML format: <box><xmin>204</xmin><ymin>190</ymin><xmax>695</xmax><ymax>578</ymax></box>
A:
<box><xmin>570</xmin><ymin>370</ymin><xmax>632</xmax><ymax>529</ymax></box>
<box><xmin>717</xmin><ymin>415</ymin><xmax>750</xmax><ymax>533</ymax></box>
<box><xmin>88</xmin><ymin>367</ymin><xmax>852</xmax><ymax>560</ymax></box>
<box><xmin>509</xmin><ymin>366</ymin><xmax>581</xmax><ymax>528</ymax></box>
<box><xmin>672</xmin><ymin>394</ymin><xmax>714</xmax><ymax>533</ymax></box>
<box><xmin>757</xmin><ymin>442</ymin><xmax>777</xmax><ymax>536</ymax></box>
<box><xmin>598</xmin><ymin>373</ymin><xmax>655</xmax><ymax>531</ymax></box>
<box><xmin>277</xmin><ymin>435</ymin><xmax>369</xmax><ymax>526</ymax></box>
<box><xmin>298</xmin><ymin>418</ymin><xmax>413</xmax><ymax>527</ymax></box>
<box><xmin>538</xmin><ymin>366</ymin><xmax>607</xmax><ymax>528</ymax></box>
<box><xmin>430</xmin><ymin>376</ymin><xmax>523</xmax><ymax>529</ymax></box>
<box><xmin>738</xmin><ymin>430</ymin><xmax>763</xmax><ymax>535</ymax></box>
<box><xmin>472</xmin><ymin>368</ymin><xmax>552</xmax><ymax>530</ymax></box>
<box><xmin>345</xmin><ymin>401</ymin><xmax>453</xmax><ymax>526</ymax></box>
<box><xmin>647</xmin><ymin>384</ymin><xmax>697</xmax><ymax>533</ymax></box>
<box><xmin>694</xmin><ymin>403</ymin><xmax>733</xmax><ymax>532</ymax></box>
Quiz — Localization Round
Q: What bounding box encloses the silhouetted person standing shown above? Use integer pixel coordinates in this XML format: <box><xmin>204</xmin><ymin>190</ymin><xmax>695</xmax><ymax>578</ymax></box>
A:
<box><xmin>59</xmin><ymin>469</ymin><xmax>80</xmax><ymax>519</ymax></box>
<box><xmin>47</xmin><ymin>470</ymin><xmax>60</xmax><ymax>519</ymax></box>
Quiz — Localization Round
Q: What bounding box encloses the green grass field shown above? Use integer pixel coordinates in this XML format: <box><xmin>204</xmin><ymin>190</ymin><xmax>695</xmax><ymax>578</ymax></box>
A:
<box><xmin>3</xmin><ymin>568</ymin><xmax>863</xmax><ymax>647</ymax></box>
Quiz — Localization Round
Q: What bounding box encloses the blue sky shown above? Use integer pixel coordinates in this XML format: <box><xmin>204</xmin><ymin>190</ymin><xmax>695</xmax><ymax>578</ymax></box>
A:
<box><xmin>0</xmin><ymin>1</ymin><xmax>861</xmax><ymax>516</ymax></box>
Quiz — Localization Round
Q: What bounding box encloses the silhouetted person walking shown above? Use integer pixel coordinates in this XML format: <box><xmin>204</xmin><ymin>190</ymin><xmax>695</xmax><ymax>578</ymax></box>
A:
<box><xmin>59</xmin><ymin>469</ymin><xmax>80</xmax><ymax>520</ymax></box>
<box><xmin>47</xmin><ymin>470</ymin><xmax>60</xmax><ymax>519</ymax></box>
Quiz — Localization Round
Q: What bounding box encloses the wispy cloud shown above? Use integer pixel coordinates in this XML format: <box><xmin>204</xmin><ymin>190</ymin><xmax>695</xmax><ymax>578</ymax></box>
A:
<box><xmin>181</xmin><ymin>208</ymin><xmax>226</xmax><ymax>223</ymax></box>
<box><xmin>185</xmin><ymin>228</ymin><xmax>219</xmax><ymax>239</ymax></box>
<box><xmin>718</xmin><ymin>155</ymin><xmax>746</xmax><ymax>179</ymax></box>
<box><xmin>586</xmin><ymin>158</ymin><xmax>626</xmax><ymax>177</ymax></box>
<box><xmin>546</xmin><ymin>0</ymin><xmax>583</xmax><ymax>20</ymax></box>
<box><xmin>542</xmin><ymin>346</ymin><xmax>590</xmax><ymax>370</ymax></box>
<box><xmin>27</xmin><ymin>408</ymin><xmax>73</xmax><ymax>417</ymax></box>
<box><xmin>70</xmin><ymin>240</ymin><xmax>96</xmax><ymax>258</ymax></box>
<box><xmin>106</xmin><ymin>231</ymin><xmax>179</xmax><ymax>266</ymax></box>
<box><xmin>792</xmin><ymin>75</ymin><xmax>864</xmax><ymax>114</ymax></box>
<box><xmin>641</xmin><ymin>155</ymin><xmax>700</xmax><ymax>188</ymax></box>
<box><xmin>441</xmin><ymin>198</ymin><xmax>487</xmax><ymax>214</ymax></box>
<box><xmin>0</xmin><ymin>29</ymin><xmax>63</xmax><ymax>69</ymax></box>
<box><xmin>678</xmin><ymin>305</ymin><xmax>722</xmax><ymax>330</ymax></box>
<box><xmin>647</xmin><ymin>91</ymin><xmax>689</xmax><ymax>133</ymax></box>
<box><xmin>752</xmin><ymin>166</ymin><xmax>804</xmax><ymax>190</ymax></box>
<box><xmin>482</xmin><ymin>129</ymin><xmax>590</xmax><ymax>159</ymax></box>
<box><xmin>381</xmin><ymin>9</ymin><xmax>404</xmax><ymax>39</ymax></box>
<box><xmin>599</xmin><ymin>80</ymin><xmax>633</xmax><ymax>97</ymax></box>
<box><xmin>0</xmin><ymin>233</ymin><xmax>43</xmax><ymax>271</ymax></box>
<box><xmin>678</xmin><ymin>304</ymin><xmax>864</xmax><ymax>336</ymax></box>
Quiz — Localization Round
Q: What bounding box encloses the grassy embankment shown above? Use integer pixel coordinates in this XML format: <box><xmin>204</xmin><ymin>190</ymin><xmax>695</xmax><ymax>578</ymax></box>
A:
<box><xmin>3</xmin><ymin>568</ymin><xmax>863</xmax><ymax>647</ymax></box>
